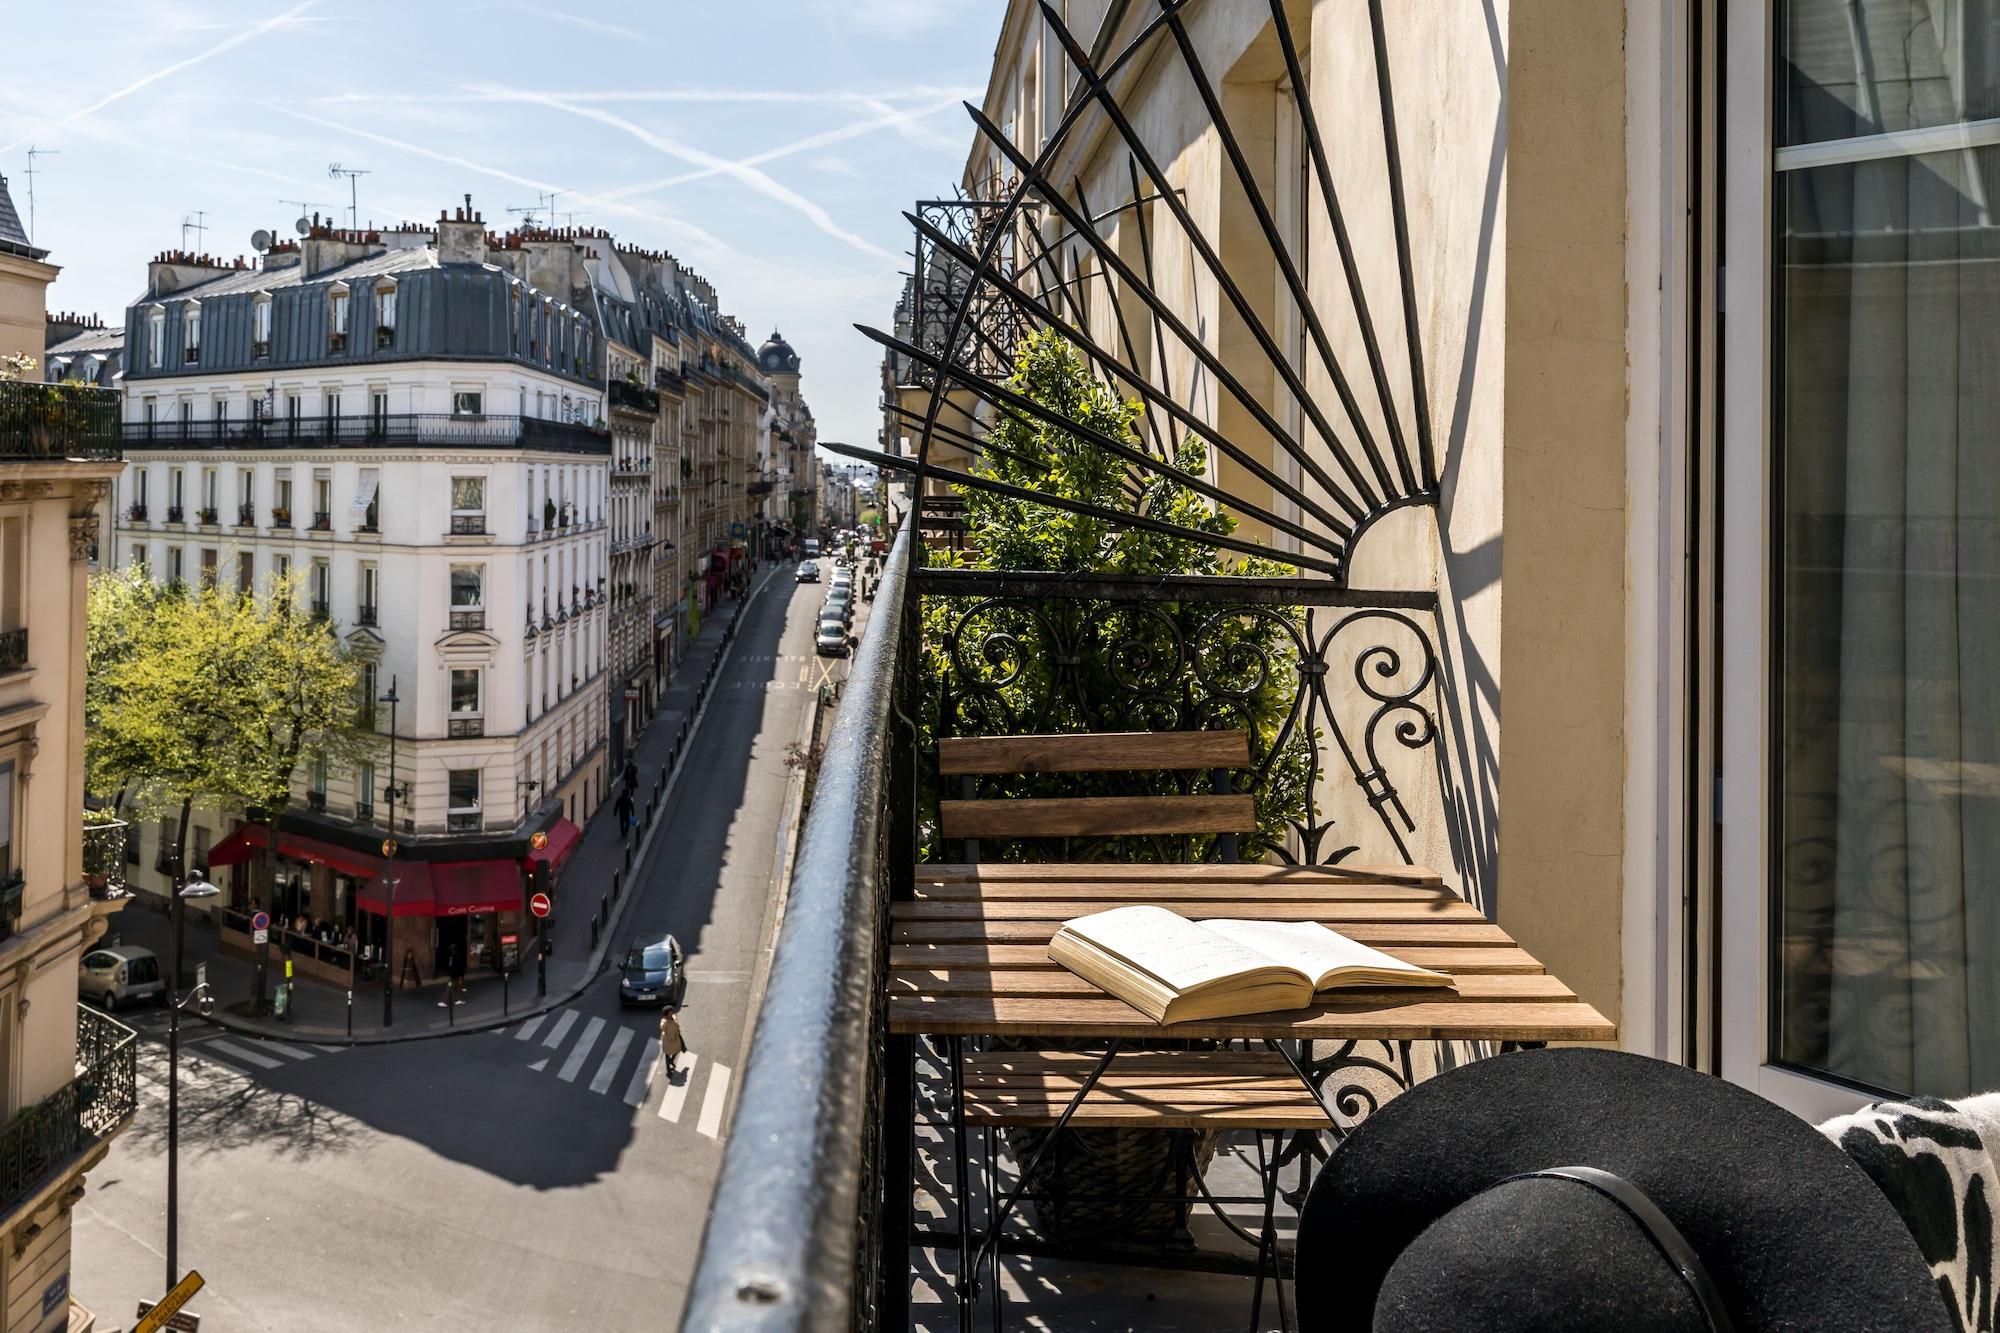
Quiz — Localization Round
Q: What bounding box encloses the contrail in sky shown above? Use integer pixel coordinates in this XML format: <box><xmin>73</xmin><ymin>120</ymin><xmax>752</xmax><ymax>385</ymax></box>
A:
<box><xmin>1</xmin><ymin>2</ymin><xmax>319</xmax><ymax>155</ymax></box>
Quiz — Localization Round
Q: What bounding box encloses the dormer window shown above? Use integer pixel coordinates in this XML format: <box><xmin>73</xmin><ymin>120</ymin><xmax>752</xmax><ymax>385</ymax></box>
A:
<box><xmin>182</xmin><ymin>301</ymin><xmax>201</xmax><ymax>365</ymax></box>
<box><xmin>252</xmin><ymin>293</ymin><xmax>273</xmax><ymax>359</ymax></box>
<box><xmin>374</xmin><ymin>280</ymin><xmax>397</xmax><ymax>349</ymax></box>
<box><xmin>327</xmin><ymin>283</ymin><xmax>349</xmax><ymax>352</ymax></box>
<box><xmin>146</xmin><ymin>306</ymin><xmax>165</xmax><ymax>369</ymax></box>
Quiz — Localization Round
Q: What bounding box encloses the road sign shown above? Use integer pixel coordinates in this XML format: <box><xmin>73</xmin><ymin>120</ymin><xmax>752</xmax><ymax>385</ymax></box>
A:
<box><xmin>135</xmin><ymin>1270</ymin><xmax>204</xmax><ymax>1333</ymax></box>
<box><xmin>252</xmin><ymin>929</ymin><xmax>268</xmax><ymax>945</ymax></box>
<box><xmin>250</xmin><ymin>911</ymin><xmax>270</xmax><ymax>932</ymax></box>
<box><xmin>529</xmin><ymin>892</ymin><xmax>552</xmax><ymax>919</ymax></box>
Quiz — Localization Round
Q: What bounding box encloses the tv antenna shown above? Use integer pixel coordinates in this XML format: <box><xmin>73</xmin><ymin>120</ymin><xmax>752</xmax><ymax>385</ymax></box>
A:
<box><xmin>180</xmin><ymin>210</ymin><xmax>209</xmax><ymax>251</ymax></box>
<box><xmin>23</xmin><ymin>146</ymin><xmax>57</xmax><ymax>244</ymax></box>
<box><xmin>326</xmin><ymin>163</ymin><xmax>371</xmax><ymax>229</ymax></box>
<box><xmin>506</xmin><ymin>203</ymin><xmax>544</xmax><ymax>227</ymax></box>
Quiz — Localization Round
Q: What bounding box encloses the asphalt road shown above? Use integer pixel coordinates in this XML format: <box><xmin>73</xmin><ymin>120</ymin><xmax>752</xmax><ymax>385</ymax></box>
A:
<box><xmin>72</xmin><ymin>573</ymin><xmax>858</xmax><ymax>1332</ymax></box>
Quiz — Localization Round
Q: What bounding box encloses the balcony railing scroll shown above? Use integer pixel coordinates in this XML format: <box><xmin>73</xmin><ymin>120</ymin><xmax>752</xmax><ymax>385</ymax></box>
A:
<box><xmin>0</xmin><ymin>1007</ymin><xmax>137</xmax><ymax>1220</ymax></box>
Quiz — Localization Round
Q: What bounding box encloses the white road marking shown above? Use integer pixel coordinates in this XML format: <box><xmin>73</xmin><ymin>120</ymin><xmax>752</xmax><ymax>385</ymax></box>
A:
<box><xmin>187</xmin><ymin>1050</ymin><xmax>250</xmax><ymax>1080</ymax></box>
<box><xmin>514</xmin><ymin>1014</ymin><xmax>546</xmax><ymax>1042</ymax></box>
<box><xmin>528</xmin><ymin>1057</ymin><xmax>549</xmax><ymax>1072</ymax></box>
<box><xmin>697</xmin><ymin>1062</ymin><xmax>731</xmax><ymax>1139</ymax></box>
<box><xmin>658</xmin><ymin>1054</ymin><xmax>698</xmax><ymax>1122</ymax></box>
<box><xmin>621</xmin><ymin>1048</ymin><xmax>658</xmax><ymax>1107</ymax></box>
<box><xmin>306</xmin><ymin>1043</ymin><xmax>345</xmax><ymax>1054</ymax></box>
<box><xmin>539</xmin><ymin>1010</ymin><xmax>578</xmax><ymax>1048</ymax></box>
<box><xmin>557</xmin><ymin>1017</ymin><xmax>605</xmax><ymax>1083</ymax></box>
<box><xmin>589</xmin><ymin>1027</ymin><xmax>635</xmax><ymax>1095</ymax></box>
<box><xmin>261</xmin><ymin>1041</ymin><xmax>316</xmax><ymax>1062</ymax></box>
<box><xmin>204</xmin><ymin>1038</ymin><xmax>284</xmax><ymax>1070</ymax></box>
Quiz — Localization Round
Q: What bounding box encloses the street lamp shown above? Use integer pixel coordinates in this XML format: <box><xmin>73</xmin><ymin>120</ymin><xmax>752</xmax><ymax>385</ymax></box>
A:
<box><xmin>380</xmin><ymin>677</ymin><xmax>407</xmax><ymax>1027</ymax></box>
<box><xmin>166</xmin><ymin>873</ymin><xmax>220</xmax><ymax>1292</ymax></box>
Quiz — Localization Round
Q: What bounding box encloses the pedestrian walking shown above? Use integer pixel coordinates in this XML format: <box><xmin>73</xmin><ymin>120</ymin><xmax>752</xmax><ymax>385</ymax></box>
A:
<box><xmin>659</xmin><ymin>1005</ymin><xmax>688</xmax><ymax>1076</ymax></box>
<box><xmin>615</xmin><ymin>786</ymin><xmax>636</xmax><ymax>836</ymax></box>
<box><xmin>623</xmin><ymin>758</ymin><xmax>639</xmax><ymax>793</ymax></box>
<box><xmin>439</xmin><ymin>941</ymin><xmax>466</xmax><ymax>1006</ymax></box>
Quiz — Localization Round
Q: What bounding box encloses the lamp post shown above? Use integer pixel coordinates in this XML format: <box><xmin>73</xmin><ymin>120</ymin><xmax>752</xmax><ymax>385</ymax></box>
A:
<box><xmin>166</xmin><ymin>871</ymin><xmax>220</xmax><ymax>1291</ymax></box>
<box><xmin>380</xmin><ymin>677</ymin><xmax>406</xmax><ymax>1027</ymax></box>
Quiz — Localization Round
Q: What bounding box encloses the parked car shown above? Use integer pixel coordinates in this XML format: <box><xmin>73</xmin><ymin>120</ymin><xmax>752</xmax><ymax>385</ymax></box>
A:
<box><xmin>825</xmin><ymin>589</ymin><xmax>854</xmax><ymax>624</ymax></box>
<box><xmin>617</xmin><ymin>935</ymin><xmax>685</xmax><ymax>1007</ymax></box>
<box><xmin>795</xmin><ymin>560</ymin><xmax>819</xmax><ymax>583</ymax></box>
<box><xmin>816</xmin><ymin>621</ymin><xmax>850</xmax><ymax>657</ymax></box>
<box><xmin>78</xmin><ymin>945</ymin><xmax>165</xmax><ymax>1011</ymax></box>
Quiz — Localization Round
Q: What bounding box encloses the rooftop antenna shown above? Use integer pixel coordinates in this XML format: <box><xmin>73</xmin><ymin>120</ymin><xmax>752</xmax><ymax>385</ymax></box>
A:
<box><xmin>506</xmin><ymin>203</ymin><xmax>543</xmax><ymax>227</ymax></box>
<box><xmin>326</xmin><ymin>163</ymin><xmax>371</xmax><ymax>229</ymax></box>
<box><xmin>556</xmin><ymin>210</ymin><xmax>588</xmax><ymax>229</ymax></box>
<box><xmin>23</xmin><ymin>146</ymin><xmax>57</xmax><ymax>244</ymax></box>
<box><xmin>180</xmin><ymin>210</ymin><xmax>209</xmax><ymax>251</ymax></box>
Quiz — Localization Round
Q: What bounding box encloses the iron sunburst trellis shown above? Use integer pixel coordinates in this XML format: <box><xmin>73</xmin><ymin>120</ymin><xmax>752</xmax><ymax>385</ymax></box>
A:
<box><xmin>836</xmin><ymin>0</ymin><xmax>1440</xmax><ymax>588</ymax></box>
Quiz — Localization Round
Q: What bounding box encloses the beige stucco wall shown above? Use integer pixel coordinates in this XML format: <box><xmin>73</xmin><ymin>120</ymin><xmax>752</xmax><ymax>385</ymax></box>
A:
<box><xmin>0</xmin><ymin>253</ymin><xmax>56</xmax><ymax>369</ymax></box>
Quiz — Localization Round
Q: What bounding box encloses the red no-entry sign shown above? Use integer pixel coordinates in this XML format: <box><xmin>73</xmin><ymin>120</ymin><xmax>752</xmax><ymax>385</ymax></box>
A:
<box><xmin>529</xmin><ymin>892</ymin><xmax>552</xmax><ymax>919</ymax></box>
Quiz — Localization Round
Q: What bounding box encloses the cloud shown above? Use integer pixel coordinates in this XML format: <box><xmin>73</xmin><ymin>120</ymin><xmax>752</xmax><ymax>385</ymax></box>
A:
<box><xmin>809</xmin><ymin>156</ymin><xmax>861</xmax><ymax>178</ymax></box>
<box><xmin>1</xmin><ymin>2</ymin><xmax>319</xmax><ymax>155</ymax></box>
<box><xmin>596</xmin><ymin>96</ymin><xmax>964</xmax><ymax>202</ymax></box>
<box><xmin>471</xmin><ymin>86</ymin><xmax>895</xmax><ymax>260</ymax></box>
<box><xmin>805</xmin><ymin>0</ymin><xmax>986</xmax><ymax>39</ymax></box>
<box><xmin>529</xmin><ymin>7</ymin><xmax>657</xmax><ymax>45</ymax></box>
<box><xmin>308</xmin><ymin>87</ymin><xmax>982</xmax><ymax>108</ymax></box>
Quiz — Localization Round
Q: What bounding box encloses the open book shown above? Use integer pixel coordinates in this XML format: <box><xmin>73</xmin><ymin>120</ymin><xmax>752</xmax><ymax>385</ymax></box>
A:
<box><xmin>1048</xmin><ymin>905</ymin><xmax>1455</xmax><ymax>1024</ymax></box>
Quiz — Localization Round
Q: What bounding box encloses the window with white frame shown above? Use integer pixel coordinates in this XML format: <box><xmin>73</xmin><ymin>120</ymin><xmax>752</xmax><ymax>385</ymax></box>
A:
<box><xmin>146</xmin><ymin>306</ymin><xmax>164</xmax><ymax>368</ymax></box>
<box><xmin>1748</xmin><ymin>0</ymin><xmax>2000</xmax><ymax>1101</ymax></box>
<box><xmin>374</xmin><ymin>281</ymin><xmax>396</xmax><ymax>347</ymax></box>
<box><xmin>449</xmin><ymin>476</ymin><xmax>484</xmax><ymax>537</ymax></box>
<box><xmin>182</xmin><ymin>301</ymin><xmax>201</xmax><ymax>364</ymax></box>
<box><xmin>327</xmin><ymin>283</ymin><xmax>349</xmax><ymax>350</ymax></box>
<box><xmin>167</xmin><ymin>547</ymin><xmax>184</xmax><ymax>584</ymax></box>
<box><xmin>252</xmin><ymin>293</ymin><xmax>272</xmax><ymax>356</ymax></box>
<box><xmin>452</xmin><ymin>390</ymin><xmax>484</xmax><ymax>418</ymax></box>
<box><xmin>273</xmin><ymin>468</ymin><xmax>293</xmax><ymax>525</ymax></box>
<box><xmin>449</xmin><ymin>565</ymin><xmax>484</xmax><ymax>628</ymax></box>
<box><xmin>450</xmin><ymin>668</ymin><xmax>481</xmax><ymax>715</ymax></box>
<box><xmin>447</xmin><ymin>768</ymin><xmax>481</xmax><ymax>831</ymax></box>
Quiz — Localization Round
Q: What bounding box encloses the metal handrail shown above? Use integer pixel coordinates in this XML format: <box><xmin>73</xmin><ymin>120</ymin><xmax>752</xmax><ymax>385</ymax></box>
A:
<box><xmin>683</xmin><ymin>513</ymin><xmax>914</xmax><ymax>1331</ymax></box>
<box><xmin>0</xmin><ymin>381</ymin><xmax>122</xmax><ymax>460</ymax></box>
<box><xmin>123</xmin><ymin>412</ymin><xmax>608</xmax><ymax>455</ymax></box>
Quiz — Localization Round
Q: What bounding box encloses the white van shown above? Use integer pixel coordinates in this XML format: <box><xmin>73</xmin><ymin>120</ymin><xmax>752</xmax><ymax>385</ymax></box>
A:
<box><xmin>78</xmin><ymin>945</ymin><xmax>166</xmax><ymax>1010</ymax></box>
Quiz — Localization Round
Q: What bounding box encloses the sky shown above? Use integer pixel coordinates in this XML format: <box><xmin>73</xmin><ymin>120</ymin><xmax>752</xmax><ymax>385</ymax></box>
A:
<box><xmin>0</xmin><ymin>1</ymin><xmax>1006</xmax><ymax>452</ymax></box>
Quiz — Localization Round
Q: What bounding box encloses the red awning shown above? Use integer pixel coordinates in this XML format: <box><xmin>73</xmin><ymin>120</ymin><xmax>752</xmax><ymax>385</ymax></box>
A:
<box><xmin>356</xmin><ymin>862</ymin><xmax>435</xmax><ymax>918</ymax></box>
<box><xmin>431</xmin><ymin>861</ymin><xmax>526</xmax><ymax>917</ymax></box>
<box><xmin>203</xmin><ymin>823</ymin><xmax>385</xmax><ymax>880</ymax></box>
<box><xmin>526</xmin><ymin>818</ymin><xmax>582</xmax><ymax>870</ymax></box>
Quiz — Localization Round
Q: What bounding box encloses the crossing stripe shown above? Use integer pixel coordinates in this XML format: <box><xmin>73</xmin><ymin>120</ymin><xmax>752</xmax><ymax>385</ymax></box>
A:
<box><xmin>697</xmin><ymin>1063</ymin><xmax>731</xmax><ymax>1139</ymax></box>
<box><xmin>528</xmin><ymin>1057</ymin><xmax>549</xmax><ymax>1072</ymax></box>
<box><xmin>514</xmin><ymin>1015</ymin><xmax>546</xmax><ymax>1042</ymax></box>
<box><xmin>539</xmin><ymin>1011</ymin><xmax>578</xmax><ymax>1049</ymax></box>
<box><xmin>659</xmin><ymin>1054</ymin><xmax>698</xmax><ymax>1122</ymax></box>
<box><xmin>188</xmin><ymin>1050</ymin><xmax>250</xmax><ymax>1080</ymax></box>
<box><xmin>205</xmin><ymin>1039</ymin><xmax>284</xmax><ymax>1070</ymax></box>
<box><xmin>306</xmin><ymin>1043</ymin><xmax>346</xmax><ymax>1054</ymax></box>
<box><xmin>589</xmin><ymin>1028</ymin><xmax>635</xmax><ymax>1095</ymax></box>
<box><xmin>558</xmin><ymin>1017</ymin><xmax>605</xmax><ymax>1083</ymax></box>
<box><xmin>261</xmin><ymin>1042</ymin><xmax>316</xmax><ymax>1062</ymax></box>
<box><xmin>621</xmin><ymin>1048</ymin><xmax>658</xmax><ymax>1107</ymax></box>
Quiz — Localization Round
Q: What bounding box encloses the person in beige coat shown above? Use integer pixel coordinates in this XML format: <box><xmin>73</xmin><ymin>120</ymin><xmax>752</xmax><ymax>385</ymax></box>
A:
<box><xmin>659</xmin><ymin>1006</ymin><xmax>689</xmax><ymax>1076</ymax></box>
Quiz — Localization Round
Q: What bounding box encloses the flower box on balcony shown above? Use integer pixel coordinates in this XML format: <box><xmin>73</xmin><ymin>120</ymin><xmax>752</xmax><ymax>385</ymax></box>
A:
<box><xmin>165</xmin><ymin>506</ymin><xmax>184</xmax><ymax>524</ymax></box>
<box><xmin>236</xmin><ymin>504</ymin><xmax>256</xmax><ymax>526</ymax></box>
<box><xmin>127</xmin><ymin>505</ymin><xmax>148</xmax><ymax>522</ymax></box>
<box><xmin>197</xmin><ymin>507</ymin><xmax>219</xmax><ymax>525</ymax></box>
<box><xmin>271</xmin><ymin>507</ymin><xmax>292</xmax><ymax>527</ymax></box>
<box><xmin>310</xmin><ymin>512</ymin><xmax>332</xmax><ymax>531</ymax></box>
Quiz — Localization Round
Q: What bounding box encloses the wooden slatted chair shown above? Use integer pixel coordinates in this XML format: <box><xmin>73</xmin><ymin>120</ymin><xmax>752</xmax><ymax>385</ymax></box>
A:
<box><xmin>938</xmin><ymin>729</ymin><xmax>1256</xmax><ymax>864</ymax></box>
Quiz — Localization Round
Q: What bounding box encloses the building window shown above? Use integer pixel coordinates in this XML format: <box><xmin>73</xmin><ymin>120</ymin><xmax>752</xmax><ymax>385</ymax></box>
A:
<box><xmin>312</xmin><ymin>471</ymin><xmax>332</xmax><ymax>529</ymax></box>
<box><xmin>252</xmin><ymin>294</ymin><xmax>272</xmax><ymax>358</ymax></box>
<box><xmin>273</xmin><ymin>469</ymin><xmax>293</xmax><ymax>526</ymax></box>
<box><xmin>358</xmin><ymin>562</ymin><xmax>378</xmax><ymax>625</ymax></box>
<box><xmin>237</xmin><ymin>468</ymin><xmax>254</xmax><ymax>525</ymax></box>
<box><xmin>324</xmin><ymin>390</ymin><xmax>341</xmax><ymax>422</ymax></box>
<box><xmin>167</xmin><ymin>547</ymin><xmax>184</xmax><ymax>585</ymax></box>
<box><xmin>452</xmin><ymin>391</ymin><xmax>484</xmax><ymax>418</ymax></box>
<box><xmin>311</xmin><ymin>753</ymin><xmax>327</xmax><ymax>803</ymax></box>
<box><xmin>369</xmin><ymin>390</ymin><xmax>389</xmax><ymax>435</ymax></box>
<box><xmin>355</xmin><ymin>467</ymin><xmax>380</xmax><ymax>531</ymax></box>
<box><xmin>169</xmin><ymin>467</ymin><xmax>184</xmax><ymax>519</ymax></box>
<box><xmin>273</xmin><ymin>553</ymin><xmax>289</xmax><ymax>582</ymax></box>
<box><xmin>199</xmin><ymin>548</ymin><xmax>217</xmax><ymax>589</ymax></box>
<box><xmin>0</xmin><ymin>761</ymin><xmax>17</xmax><ymax>880</ymax></box>
<box><xmin>310</xmin><ymin>559</ymin><xmax>330</xmax><ymax>616</ymax></box>
<box><xmin>183</xmin><ymin>302</ymin><xmax>201</xmax><ymax>365</ymax></box>
<box><xmin>201</xmin><ymin>467</ymin><xmax>218</xmax><ymax>521</ymax></box>
<box><xmin>1765</xmin><ymin>0</ymin><xmax>2000</xmax><ymax>1100</ymax></box>
<box><xmin>447</xmin><ymin>768</ymin><xmax>481</xmax><ymax>832</ymax></box>
<box><xmin>450</xmin><ymin>668</ymin><xmax>480</xmax><ymax>715</ymax></box>
<box><xmin>147</xmin><ymin>307</ymin><xmax>164</xmax><ymax>369</ymax></box>
<box><xmin>237</xmin><ymin>550</ymin><xmax>254</xmax><ymax>594</ymax></box>
<box><xmin>450</xmin><ymin>564</ymin><xmax>484</xmax><ymax>631</ymax></box>
<box><xmin>357</xmin><ymin>661</ymin><xmax>378</xmax><ymax>727</ymax></box>
<box><xmin>450</xmin><ymin>476</ymin><xmax>485</xmax><ymax>535</ymax></box>
<box><xmin>356</xmin><ymin>759</ymin><xmax>375</xmax><ymax>821</ymax></box>
<box><xmin>375</xmin><ymin>281</ymin><xmax>396</xmax><ymax>347</ymax></box>
<box><xmin>328</xmin><ymin>284</ymin><xmax>349</xmax><ymax>350</ymax></box>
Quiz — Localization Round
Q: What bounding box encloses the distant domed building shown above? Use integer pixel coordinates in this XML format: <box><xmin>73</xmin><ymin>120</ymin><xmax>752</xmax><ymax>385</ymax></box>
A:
<box><xmin>757</xmin><ymin>329</ymin><xmax>800</xmax><ymax>377</ymax></box>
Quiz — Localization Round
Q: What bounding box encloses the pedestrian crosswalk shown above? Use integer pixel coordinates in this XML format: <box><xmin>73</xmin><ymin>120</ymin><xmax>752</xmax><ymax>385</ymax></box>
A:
<box><xmin>503</xmin><ymin>1009</ymin><xmax>732</xmax><ymax>1140</ymax></box>
<box><xmin>121</xmin><ymin>1012</ymin><xmax>340</xmax><ymax>1100</ymax></box>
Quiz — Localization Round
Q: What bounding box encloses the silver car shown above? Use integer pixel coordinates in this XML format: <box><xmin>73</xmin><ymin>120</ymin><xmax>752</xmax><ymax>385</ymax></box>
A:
<box><xmin>78</xmin><ymin>945</ymin><xmax>166</xmax><ymax>1011</ymax></box>
<box><xmin>816</xmin><ymin>621</ymin><xmax>849</xmax><ymax>656</ymax></box>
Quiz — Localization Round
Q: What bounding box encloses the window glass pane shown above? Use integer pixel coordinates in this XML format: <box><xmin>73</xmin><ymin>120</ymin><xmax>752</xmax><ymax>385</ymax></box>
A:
<box><xmin>1775</xmin><ymin>143</ymin><xmax>2000</xmax><ymax>1097</ymax></box>
<box><xmin>1782</xmin><ymin>0</ymin><xmax>2000</xmax><ymax>147</ymax></box>
<box><xmin>447</xmin><ymin>769</ymin><xmax>479</xmax><ymax>809</ymax></box>
<box><xmin>450</xmin><ymin>669</ymin><xmax>480</xmax><ymax>714</ymax></box>
<box><xmin>451</xmin><ymin>477</ymin><xmax>484</xmax><ymax>511</ymax></box>
<box><xmin>450</xmin><ymin>566</ymin><xmax>482</xmax><ymax>607</ymax></box>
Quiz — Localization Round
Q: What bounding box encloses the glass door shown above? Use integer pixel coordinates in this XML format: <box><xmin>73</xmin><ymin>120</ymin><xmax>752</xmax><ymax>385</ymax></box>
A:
<box><xmin>1720</xmin><ymin>0</ymin><xmax>2000</xmax><ymax>1113</ymax></box>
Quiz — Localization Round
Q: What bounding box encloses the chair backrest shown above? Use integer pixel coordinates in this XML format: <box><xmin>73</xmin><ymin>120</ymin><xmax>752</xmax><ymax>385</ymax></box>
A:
<box><xmin>937</xmin><ymin>730</ymin><xmax>1254</xmax><ymax>856</ymax></box>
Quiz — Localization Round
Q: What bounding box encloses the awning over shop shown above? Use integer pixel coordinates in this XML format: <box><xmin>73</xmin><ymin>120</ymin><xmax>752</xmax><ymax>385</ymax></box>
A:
<box><xmin>206</xmin><ymin>823</ymin><xmax>385</xmax><ymax>880</ymax></box>
<box><xmin>431</xmin><ymin>861</ymin><xmax>526</xmax><ymax>917</ymax></box>
<box><xmin>527</xmin><ymin>818</ymin><xmax>581</xmax><ymax>870</ymax></box>
<box><xmin>357</xmin><ymin>862</ymin><xmax>435</xmax><ymax>918</ymax></box>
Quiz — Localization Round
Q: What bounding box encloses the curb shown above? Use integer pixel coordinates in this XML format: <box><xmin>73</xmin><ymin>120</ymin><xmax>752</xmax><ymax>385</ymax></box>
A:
<box><xmin>198</xmin><ymin>563</ymin><xmax>785</xmax><ymax>1048</ymax></box>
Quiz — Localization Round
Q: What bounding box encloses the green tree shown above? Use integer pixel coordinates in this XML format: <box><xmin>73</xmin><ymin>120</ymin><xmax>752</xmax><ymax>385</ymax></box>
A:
<box><xmin>925</xmin><ymin>329</ymin><xmax>1311</xmax><ymax>860</ymax></box>
<box><xmin>86</xmin><ymin>565</ymin><xmax>366</xmax><ymax>895</ymax></box>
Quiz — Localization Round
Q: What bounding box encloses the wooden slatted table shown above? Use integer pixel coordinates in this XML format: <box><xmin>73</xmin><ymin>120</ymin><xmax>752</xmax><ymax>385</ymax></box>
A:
<box><xmin>890</xmin><ymin>862</ymin><xmax>1615</xmax><ymax>1332</ymax></box>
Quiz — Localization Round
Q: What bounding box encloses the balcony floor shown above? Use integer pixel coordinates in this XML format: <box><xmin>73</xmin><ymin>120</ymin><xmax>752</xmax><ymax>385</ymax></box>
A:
<box><xmin>907</xmin><ymin>1040</ymin><xmax>1298</xmax><ymax>1332</ymax></box>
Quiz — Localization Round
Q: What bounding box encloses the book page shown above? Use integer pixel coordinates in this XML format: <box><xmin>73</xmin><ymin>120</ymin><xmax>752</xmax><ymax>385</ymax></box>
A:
<box><xmin>1201</xmin><ymin>918</ymin><xmax>1450</xmax><ymax>989</ymax></box>
<box><xmin>1059</xmin><ymin>905</ymin><xmax>1299</xmax><ymax>995</ymax></box>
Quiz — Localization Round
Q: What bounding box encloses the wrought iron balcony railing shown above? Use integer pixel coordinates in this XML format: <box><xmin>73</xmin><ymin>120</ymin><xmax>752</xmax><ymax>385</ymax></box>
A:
<box><xmin>0</xmin><ymin>627</ymin><xmax>28</xmax><ymax>674</ymax></box>
<box><xmin>449</xmin><ymin>610</ymin><xmax>486</xmax><ymax>632</ymax></box>
<box><xmin>610</xmin><ymin>379</ymin><xmax>661</xmax><ymax>414</ymax></box>
<box><xmin>448</xmin><ymin>514</ymin><xmax>488</xmax><ymax>536</ymax></box>
<box><xmin>123</xmin><ymin>412</ymin><xmax>610</xmax><ymax>456</ymax></box>
<box><xmin>0</xmin><ymin>1007</ymin><xmax>137</xmax><ymax>1221</ymax></box>
<box><xmin>236</xmin><ymin>502</ymin><xmax>256</xmax><ymax>526</ymax></box>
<box><xmin>0</xmin><ymin>381</ymin><xmax>122</xmax><ymax>461</ymax></box>
<box><xmin>356</xmin><ymin>603</ymin><xmax>378</xmax><ymax>627</ymax></box>
<box><xmin>127</xmin><ymin>503</ymin><xmax>148</xmax><ymax>521</ymax></box>
<box><xmin>448</xmin><ymin>717</ymin><xmax>485</xmax><ymax>739</ymax></box>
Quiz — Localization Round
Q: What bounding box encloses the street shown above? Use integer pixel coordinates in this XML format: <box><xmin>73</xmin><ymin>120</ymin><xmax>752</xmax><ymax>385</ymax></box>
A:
<box><xmin>71</xmin><ymin>571</ymin><xmax>858</xmax><ymax>1332</ymax></box>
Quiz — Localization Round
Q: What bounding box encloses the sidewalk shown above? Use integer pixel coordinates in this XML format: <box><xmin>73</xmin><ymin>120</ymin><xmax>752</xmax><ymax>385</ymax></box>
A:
<box><xmin>104</xmin><ymin>561</ymin><xmax>785</xmax><ymax>1046</ymax></box>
